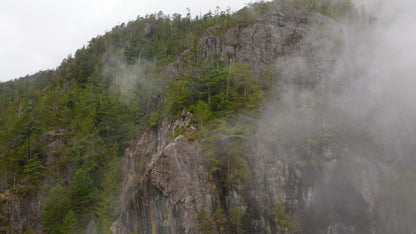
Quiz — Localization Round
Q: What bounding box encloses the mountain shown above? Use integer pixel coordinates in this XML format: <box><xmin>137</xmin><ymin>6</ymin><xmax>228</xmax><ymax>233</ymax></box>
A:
<box><xmin>1</xmin><ymin>1</ymin><xmax>416</xmax><ymax>233</ymax></box>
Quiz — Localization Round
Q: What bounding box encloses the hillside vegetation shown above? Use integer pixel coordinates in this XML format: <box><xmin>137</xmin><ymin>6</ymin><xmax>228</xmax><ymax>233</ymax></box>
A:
<box><xmin>0</xmin><ymin>1</ymin><xmax>369</xmax><ymax>233</ymax></box>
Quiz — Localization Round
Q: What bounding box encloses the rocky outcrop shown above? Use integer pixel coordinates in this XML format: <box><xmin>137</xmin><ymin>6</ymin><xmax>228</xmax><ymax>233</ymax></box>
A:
<box><xmin>246</xmin><ymin>127</ymin><xmax>385</xmax><ymax>233</ymax></box>
<box><xmin>0</xmin><ymin>129</ymin><xmax>67</xmax><ymax>234</ymax></box>
<box><xmin>115</xmin><ymin>5</ymin><xmax>347</xmax><ymax>234</ymax></box>
<box><xmin>200</xmin><ymin>5</ymin><xmax>342</xmax><ymax>87</ymax></box>
<box><xmin>0</xmin><ymin>188</ymin><xmax>43</xmax><ymax>233</ymax></box>
<box><xmin>115</xmin><ymin>4</ymin><xmax>410</xmax><ymax>234</ymax></box>
<box><xmin>114</xmin><ymin>113</ymin><xmax>216</xmax><ymax>234</ymax></box>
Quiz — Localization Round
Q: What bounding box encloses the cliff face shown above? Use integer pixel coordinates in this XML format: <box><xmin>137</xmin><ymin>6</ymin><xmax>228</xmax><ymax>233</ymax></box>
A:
<box><xmin>0</xmin><ymin>189</ymin><xmax>43</xmax><ymax>233</ymax></box>
<box><xmin>114</xmin><ymin>113</ymin><xmax>216</xmax><ymax>234</ymax></box>
<box><xmin>115</xmin><ymin>5</ymin><xmax>414</xmax><ymax>234</ymax></box>
<box><xmin>115</xmin><ymin>5</ymin><xmax>356</xmax><ymax>234</ymax></box>
<box><xmin>200</xmin><ymin>6</ymin><xmax>341</xmax><ymax>85</ymax></box>
<box><xmin>3</xmin><ymin>2</ymin><xmax>414</xmax><ymax>234</ymax></box>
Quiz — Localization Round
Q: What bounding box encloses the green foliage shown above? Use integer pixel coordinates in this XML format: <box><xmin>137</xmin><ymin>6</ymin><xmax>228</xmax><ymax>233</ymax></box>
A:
<box><xmin>197</xmin><ymin>199</ymin><xmax>229</xmax><ymax>234</ymax></box>
<box><xmin>169</xmin><ymin>59</ymin><xmax>263</xmax><ymax>118</ymax></box>
<box><xmin>68</xmin><ymin>168</ymin><xmax>98</xmax><ymax>223</ymax></box>
<box><xmin>96</xmin><ymin>158</ymin><xmax>122</xmax><ymax>234</ymax></box>
<box><xmin>0</xmin><ymin>215</ymin><xmax>8</xmax><ymax>228</ymax></box>
<box><xmin>171</xmin><ymin>126</ymin><xmax>189</xmax><ymax>140</ymax></box>
<box><xmin>0</xmin><ymin>2</ymin><xmax>366</xmax><ymax>232</ymax></box>
<box><xmin>61</xmin><ymin>210</ymin><xmax>78</xmax><ymax>234</ymax></box>
<box><xmin>227</xmin><ymin>1</ymin><xmax>278</xmax><ymax>27</ymax></box>
<box><xmin>189</xmin><ymin>100</ymin><xmax>213</xmax><ymax>129</ymax></box>
<box><xmin>197</xmin><ymin>210</ymin><xmax>212</xmax><ymax>234</ymax></box>
<box><xmin>23</xmin><ymin>155</ymin><xmax>46</xmax><ymax>188</ymax></box>
<box><xmin>212</xmin><ymin>199</ymin><xmax>228</xmax><ymax>231</ymax></box>
<box><xmin>43</xmin><ymin>184</ymin><xmax>71</xmax><ymax>234</ymax></box>
<box><xmin>228</xmin><ymin>156</ymin><xmax>252</xmax><ymax>186</ymax></box>
<box><xmin>228</xmin><ymin>205</ymin><xmax>244</xmax><ymax>232</ymax></box>
<box><xmin>23</xmin><ymin>231</ymin><xmax>36</xmax><ymax>234</ymax></box>
<box><xmin>144</xmin><ymin>111</ymin><xmax>162</xmax><ymax>127</ymax></box>
<box><xmin>280</xmin><ymin>0</ymin><xmax>357</xmax><ymax>19</ymax></box>
<box><xmin>271</xmin><ymin>199</ymin><xmax>294</xmax><ymax>231</ymax></box>
<box><xmin>229</xmin><ymin>62</ymin><xmax>264</xmax><ymax>109</ymax></box>
<box><xmin>203</xmin><ymin>116</ymin><xmax>255</xmax><ymax>189</ymax></box>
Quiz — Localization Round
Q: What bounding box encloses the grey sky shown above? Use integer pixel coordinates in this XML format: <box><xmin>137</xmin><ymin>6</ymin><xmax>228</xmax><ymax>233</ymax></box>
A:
<box><xmin>0</xmin><ymin>0</ymin><xmax>249</xmax><ymax>82</ymax></box>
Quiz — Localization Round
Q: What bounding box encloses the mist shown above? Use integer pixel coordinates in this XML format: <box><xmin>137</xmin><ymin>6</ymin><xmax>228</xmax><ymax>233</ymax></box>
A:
<box><xmin>249</xmin><ymin>0</ymin><xmax>416</xmax><ymax>232</ymax></box>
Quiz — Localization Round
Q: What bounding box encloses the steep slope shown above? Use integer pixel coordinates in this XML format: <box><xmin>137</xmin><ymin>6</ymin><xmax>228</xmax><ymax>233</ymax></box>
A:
<box><xmin>114</xmin><ymin>113</ymin><xmax>216</xmax><ymax>233</ymax></box>
<box><xmin>1</xmin><ymin>1</ymin><xmax>415</xmax><ymax>233</ymax></box>
<box><xmin>200</xmin><ymin>5</ymin><xmax>340</xmax><ymax>82</ymax></box>
<box><xmin>115</xmin><ymin>5</ymin><xmax>345</xmax><ymax>234</ymax></box>
<box><xmin>115</xmin><ymin>2</ymin><xmax>416</xmax><ymax>234</ymax></box>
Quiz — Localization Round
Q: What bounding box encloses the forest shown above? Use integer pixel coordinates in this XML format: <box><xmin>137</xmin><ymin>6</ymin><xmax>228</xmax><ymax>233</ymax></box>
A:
<box><xmin>2</xmin><ymin>0</ymin><xmax>406</xmax><ymax>233</ymax></box>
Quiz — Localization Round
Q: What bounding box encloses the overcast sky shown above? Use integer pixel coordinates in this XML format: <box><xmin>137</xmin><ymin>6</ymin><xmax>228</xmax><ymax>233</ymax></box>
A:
<box><xmin>0</xmin><ymin>0</ymin><xmax>250</xmax><ymax>82</ymax></box>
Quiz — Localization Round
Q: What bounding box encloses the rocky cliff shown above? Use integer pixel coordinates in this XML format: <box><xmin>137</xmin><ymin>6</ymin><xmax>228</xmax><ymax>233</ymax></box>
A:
<box><xmin>2</xmin><ymin>2</ymin><xmax>413</xmax><ymax>234</ymax></box>
<box><xmin>114</xmin><ymin>5</ymin><xmax>353</xmax><ymax>234</ymax></box>
<box><xmin>0</xmin><ymin>188</ymin><xmax>43</xmax><ymax>233</ymax></box>
<box><xmin>200</xmin><ymin>5</ymin><xmax>341</xmax><ymax>85</ymax></box>
<box><xmin>115</xmin><ymin>4</ymin><xmax>416</xmax><ymax>234</ymax></box>
<box><xmin>113</xmin><ymin>113</ymin><xmax>217</xmax><ymax>234</ymax></box>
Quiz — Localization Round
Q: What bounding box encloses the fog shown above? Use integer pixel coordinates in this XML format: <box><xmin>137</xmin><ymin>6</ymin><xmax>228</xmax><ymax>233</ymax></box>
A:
<box><xmin>250</xmin><ymin>0</ymin><xmax>416</xmax><ymax>232</ymax></box>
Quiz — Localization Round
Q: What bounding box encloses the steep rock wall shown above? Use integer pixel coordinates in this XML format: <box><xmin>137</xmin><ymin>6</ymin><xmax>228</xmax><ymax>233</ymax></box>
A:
<box><xmin>0</xmin><ymin>189</ymin><xmax>43</xmax><ymax>234</ymax></box>
<box><xmin>114</xmin><ymin>114</ymin><xmax>216</xmax><ymax>234</ymax></box>
<box><xmin>116</xmin><ymin>5</ymin><xmax>347</xmax><ymax>234</ymax></box>
<box><xmin>200</xmin><ymin>5</ymin><xmax>342</xmax><ymax>86</ymax></box>
<box><xmin>115</xmin><ymin>5</ymin><xmax>404</xmax><ymax>234</ymax></box>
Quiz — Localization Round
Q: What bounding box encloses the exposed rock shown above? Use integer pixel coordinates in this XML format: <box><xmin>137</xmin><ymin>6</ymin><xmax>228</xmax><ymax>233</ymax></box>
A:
<box><xmin>199</xmin><ymin>6</ymin><xmax>342</xmax><ymax>87</ymax></box>
<box><xmin>116</xmin><ymin>5</ymin><xmax>348</xmax><ymax>234</ymax></box>
<box><xmin>114</xmin><ymin>113</ymin><xmax>216</xmax><ymax>234</ymax></box>
<box><xmin>114</xmin><ymin>4</ymin><xmax>406</xmax><ymax>234</ymax></box>
<box><xmin>40</xmin><ymin>128</ymin><xmax>67</xmax><ymax>142</ymax></box>
<box><xmin>142</xmin><ymin>23</ymin><xmax>155</xmax><ymax>38</ymax></box>
<box><xmin>44</xmin><ymin>140</ymin><xmax>65</xmax><ymax>167</ymax></box>
<box><xmin>0</xmin><ymin>188</ymin><xmax>43</xmax><ymax>233</ymax></box>
<box><xmin>166</xmin><ymin>63</ymin><xmax>178</xmax><ymax>79</ymax></box>
<box><xmin>86</xmin><ymin>219</ymin><xmax>98</xmax><ymax>234</ymax></box>
<box><xmin>3</xmin><ymin>3</ymin><xmax>411</xmax><ymax>234</ymax></box>
<box><xmin>40</xmin><ymin>129</ymin><xmax>67</xmax><ymax>167</ymax></box>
